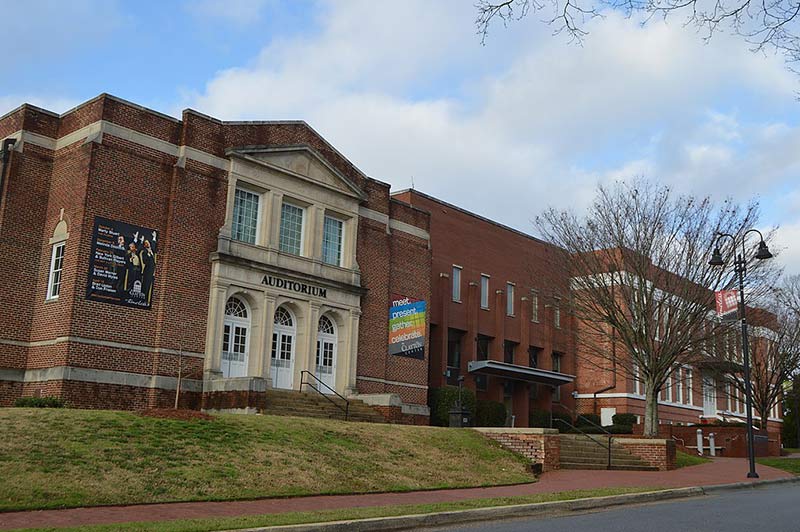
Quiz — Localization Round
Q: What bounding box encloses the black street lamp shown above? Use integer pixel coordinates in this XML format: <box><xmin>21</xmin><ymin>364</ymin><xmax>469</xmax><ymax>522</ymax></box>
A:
<box><xmin>709</xmin><ymin>229</ymin><xmax>773</xmax><ymax>479</ymax></box>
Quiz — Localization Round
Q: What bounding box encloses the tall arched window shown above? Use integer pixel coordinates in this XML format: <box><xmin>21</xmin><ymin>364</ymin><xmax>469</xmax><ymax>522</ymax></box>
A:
<box><xmin>315</xmin><ymin>314</ymin><xmax>338</xmax><ymax>392</ymax></box>
<box><xmin>270</xmin><ymin>306</ymin><xmax>296</xmax><ymax>390</ymax></box>
<box><xmin>222</xmin><ymin>296</ymin><xmax>250</xmax><ymax>378</ymax></box>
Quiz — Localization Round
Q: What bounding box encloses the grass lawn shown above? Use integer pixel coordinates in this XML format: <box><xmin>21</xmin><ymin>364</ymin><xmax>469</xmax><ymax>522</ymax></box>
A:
<box><xmin>675</xmin><ymin>450</ymin><xmax>710</xmax><ymax>469</ymax></box>
<box><xmin>783</xmin><ymin>448</ymin><xmax>800</xmax><ymax>454</ymax></box>
<box><xmin>757</xmin><ymin>458</ymin><xmax>800</xmax><ymax>475</ymax></box>
<box><xmin>11</xmin><ymin>487</ymin><xmax>663</xmax><ymax>532</ymax></box>
<box><xmin>0</xmin><ymin>408</ymin><xmax>533</xmax><ymax>512</ymax></box>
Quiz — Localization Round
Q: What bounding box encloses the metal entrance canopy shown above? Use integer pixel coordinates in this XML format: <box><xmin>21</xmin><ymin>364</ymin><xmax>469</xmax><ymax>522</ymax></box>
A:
<box><xmin>467</xmin><ymin>360</ymin><xmax>575</xmax><ymax>387</ymax></box>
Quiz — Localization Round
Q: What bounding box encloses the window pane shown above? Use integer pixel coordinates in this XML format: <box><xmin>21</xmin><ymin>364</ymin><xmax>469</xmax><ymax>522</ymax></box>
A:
<box><xmin>480</xmin><ymin>275</ymin><xmax>489</xmax><ymax>308</ymax></box>
<box><xmin>232</xmin><ymin>188</ymin><xmax>259</xmax><ymax>244</ymax></box>
<box><xmin>506</xmin><ymin>283</ymin><xmax>514</xmax><ymax>316</ymax></box>
<box><xmin>48</xmin><ymin>243</ymin><xmax>65</xmax><ymax>299</ymax></box>
<box><xmin>452</xmin><ymin>267</ymin><xmax>461</xmax><ymax>301</ymax></box>
<box><xmin>279</xmin><ymin>202</ymin><xmax>304</xmax><ymax>255</ymax></box>
<box><xmin>322</xmin><ymin>215</ymin><xmax>343</xmax><ymax>265</ymax></box>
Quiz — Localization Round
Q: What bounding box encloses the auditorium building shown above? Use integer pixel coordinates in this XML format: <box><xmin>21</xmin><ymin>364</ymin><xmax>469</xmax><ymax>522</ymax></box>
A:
<box><xmin>0</xmin><ymin>94</ymin><xmax>431</xmax><ymax>423</ymax></box>
<box><xmin>0</xmin><ymin>94</ymin><xmax>783</xmax><ymax>431</ymax></box>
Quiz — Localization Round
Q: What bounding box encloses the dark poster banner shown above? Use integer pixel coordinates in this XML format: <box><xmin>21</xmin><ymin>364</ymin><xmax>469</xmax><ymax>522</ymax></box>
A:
<box><xmin>86</xmin><ymin>217</ymin><xmax>158</xmax><ymax>309</ymax></box>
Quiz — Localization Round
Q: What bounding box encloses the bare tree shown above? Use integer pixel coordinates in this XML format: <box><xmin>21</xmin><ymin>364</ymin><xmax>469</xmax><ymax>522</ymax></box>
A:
<box><xmin>476</xmin><ymin>0</ymin><xmax>800</xmax><ymax>70</ymax></box>
<box><xmin>537</xmin><ymin>179</ymin><xmax>779</xmax><ymax>436</ymax></box>
<box><xmin>719</xmin><ymin>305</ymin><xmax>800</xmax><ymax>429</ymax></box>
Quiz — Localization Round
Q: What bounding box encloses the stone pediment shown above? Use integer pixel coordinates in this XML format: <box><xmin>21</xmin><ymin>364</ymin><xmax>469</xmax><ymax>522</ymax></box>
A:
<box><xmin>229</xmin><ymin>146</ymin><xmax>366</xmax><ymax>200</ymax></box>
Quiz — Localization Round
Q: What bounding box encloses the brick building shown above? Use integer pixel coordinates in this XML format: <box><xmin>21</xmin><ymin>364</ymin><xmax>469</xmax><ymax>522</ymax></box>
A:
<box><xmin>393</xmin><ymin>190</ymin><xmax>577</xmax><ymax>428</ymax></box>
<box><xmin>0</xmin><ymin>94</ymin><xmax>431</xmax><ymax>422</ymax></box>
<box><xmin>0</xmin><ymin>93</ymin><xmax>784</xmax><ymax>433</ymax></box>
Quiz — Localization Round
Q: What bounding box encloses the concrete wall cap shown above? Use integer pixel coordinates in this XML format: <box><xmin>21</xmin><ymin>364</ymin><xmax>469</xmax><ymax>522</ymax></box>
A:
<box><xmin>473</xmin><ymin>428</ymin><xmax>559</xmax><ymax>435</ymax></box>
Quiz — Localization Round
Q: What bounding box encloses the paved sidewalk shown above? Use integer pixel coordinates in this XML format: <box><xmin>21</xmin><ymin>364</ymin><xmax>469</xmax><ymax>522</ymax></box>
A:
<box><xmin>0</xmin><ymin>458</ymin><xmax>792</xmax><ymax>530</ymax></box>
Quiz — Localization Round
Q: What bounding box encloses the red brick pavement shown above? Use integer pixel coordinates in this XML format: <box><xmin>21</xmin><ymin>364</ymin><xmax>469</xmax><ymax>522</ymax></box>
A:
<box><xmin>0</xmin><ymin>458</ymin><xmax>792</xmax><ymax>530</ymax></box>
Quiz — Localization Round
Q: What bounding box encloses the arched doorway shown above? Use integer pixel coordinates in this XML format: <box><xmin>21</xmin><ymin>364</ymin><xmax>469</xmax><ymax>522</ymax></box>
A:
<box><xmin>222</xmin><ymin>296</ymin><xmax>250</xmax><ymax>378</ymax></box>
<box><xmin>315</xmin><ymin>314</ymin><xmax>338</xmax><ymax>392</ymax></box>
<box><xmin>271</xmin><ymin>306</ymin><xmax>296</xmax><ymax>390</ymax></box>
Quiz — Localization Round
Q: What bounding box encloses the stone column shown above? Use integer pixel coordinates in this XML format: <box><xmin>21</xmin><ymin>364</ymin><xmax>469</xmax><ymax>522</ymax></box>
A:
<box><xmin>203</xmin><ymin>284</ymin><xmax>228</xmax><ymax>379</ymax></box>
<box><xmin>297</xmin><ymin>301</ymin><xmax>320</xmax><ymax>387</ymax></box>
<box><xmin>344</xmin><ymin>308</ymin><xmax>361</xmax><ymax>396</ymax></box>
<box><xmin>260</xmin><ymin>294</ymin><xmax>277</xmax><ymax>386</ymax></box>
<box><xmin>269</xmin><ymin>192</ymin><xmax>284</xmax><ymax>249</ymax></box>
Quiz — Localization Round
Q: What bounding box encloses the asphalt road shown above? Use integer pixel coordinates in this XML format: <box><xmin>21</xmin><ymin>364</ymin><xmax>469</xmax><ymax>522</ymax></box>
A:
<box><xmin>429</xmin><ymin>483</ymin><xmax>800</xmax><ymax>532</ymax></box>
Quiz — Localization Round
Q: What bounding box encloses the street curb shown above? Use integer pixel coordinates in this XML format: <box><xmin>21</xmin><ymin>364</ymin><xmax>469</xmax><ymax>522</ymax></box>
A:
<box><xmin>231</xmin><ymin>477</ymin><xmax>799</xmax><ymax>532</ymax></box>
<box><xmin>229</xmin><ymin>487</ymin><xmax>705</xmax><ymax>532</ymax></box>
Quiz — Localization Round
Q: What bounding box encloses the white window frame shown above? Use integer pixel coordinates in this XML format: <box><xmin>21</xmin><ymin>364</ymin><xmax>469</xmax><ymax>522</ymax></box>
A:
<box><xmin>531</xmin><ymin>289</ymin><xmax>539</xmax><ymax>322</ymax></box>
<box><xmin>664</xmin><ymin>372</ymin><xmax>672</xmax><ymax>403</ymax></box>
<box><xmin>685</xmin><ymin>368</ymin><xmax>693</xmax><ymax>406</ymax></box>
<box><xmin>279</xmin><ymin>200</ymin><xmax>306</xmax><ymax>256</ymax></box>
<box><xmin>674</xmin><ymin>366</ymin><xmax>683</xmax><ymax>404</ymax></box>
<box><xmin>321</xmin><ymin>214</ymin><xmax>345</xmax><ymax>266</ymax></box>
<box><xmin>231</xmin><ymin>186</ymin><xmax>262</xmax><ymax>245</ymax></box>
<box><xmin>506</xmin><ymin>282</ymin><xmax>515</xmax><ymax>316</ymax></box>
<box><xmin>46</xmin><ymin>242</ymin><xmax>66</xmax><ymax>300</ymax></box>
<box><xmin>452</xmin><ymin>265</ymin><xmax>462</xmax><ymax>302</ymax></box>
<box><xmin>554</xmin><ymin>297</ymin><xmax>562</xmax><ymax>329</ymax></box>
<box><xmin>480</xmin><ymin>274</ymin><xmax>490</xmax><ymax>309</ymax></box>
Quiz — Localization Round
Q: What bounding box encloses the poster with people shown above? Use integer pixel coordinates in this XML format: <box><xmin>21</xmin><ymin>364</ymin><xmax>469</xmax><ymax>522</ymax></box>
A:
<box><xmin>86</xmin><ymin>217</ymin><xmax>158</xmax><ymax>309</ymax></box>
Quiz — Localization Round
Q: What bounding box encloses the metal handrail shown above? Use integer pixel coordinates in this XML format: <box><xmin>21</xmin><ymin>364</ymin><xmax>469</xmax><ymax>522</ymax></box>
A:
<box><xmin>553</xmin><ymin>417</ymin><xmax>614</xmax><ymax>470</ymax></box>
<box><xmin>553</xmin><ymin>402</ymin><xmax>613</xmax><ymax>436</ymax></box>
<box><xmin>299</xmin><ymin>370</ymin><xmax>350</xmax><ymax>421</ymax></box>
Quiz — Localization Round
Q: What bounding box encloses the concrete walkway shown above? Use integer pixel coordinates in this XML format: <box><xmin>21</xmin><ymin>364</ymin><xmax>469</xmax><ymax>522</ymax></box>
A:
<box><xmin>0</xmin><ymin>458</ymin><xmax>793</xmax><ymax>530</ymax></box>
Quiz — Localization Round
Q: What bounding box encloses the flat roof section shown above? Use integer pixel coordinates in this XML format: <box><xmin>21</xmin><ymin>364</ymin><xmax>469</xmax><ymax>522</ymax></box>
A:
<box><xmin>467</xmin><ymin>360</ymin><xmax>575</xmax><ymax>387</ymax></box>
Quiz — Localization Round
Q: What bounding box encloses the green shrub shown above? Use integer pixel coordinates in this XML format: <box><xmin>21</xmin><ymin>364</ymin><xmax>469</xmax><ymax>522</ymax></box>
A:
<box><xmin>606</xmin><ymin>424</ymin><xmax>633</xmax><ymax>434</ymax></box>
<box><xmin>428</xmin><ymin>386</ymin><xmax>477</xmax><ymax>427</ymax></box>
<box><xmin>475</xmin><ymin>400</ymin><xmax>507</xmax><ymax>427</ymax></box>
<box><xmin>612</xmin><ymin>413</ymin><xmax>637</xmax><ymax>426</ymax></box>
<box><xmin>529</xmin><ymin>409</ymin><xmax>551</xmax><ymax>428</ymax></box>
<box><xmin>551</xmin><ymin>410</ymin><xmax>574</xmax><ymax>430</ymax></box>
<box><xmin>576</xmin><ymin>413</ymin><xmax>601</xmax><ymax>427</ymax></box>
<box><xmin>14</xmin><ymin>396</ymin><xmax>65</xmax><ymax>408</ymax></box>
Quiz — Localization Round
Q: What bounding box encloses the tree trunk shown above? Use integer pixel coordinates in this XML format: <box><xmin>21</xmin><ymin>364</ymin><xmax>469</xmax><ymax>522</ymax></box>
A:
<box><xmin>643</xmin><ymin>385</ymin><xmax>660</xmax><ymax>437</ymax></box>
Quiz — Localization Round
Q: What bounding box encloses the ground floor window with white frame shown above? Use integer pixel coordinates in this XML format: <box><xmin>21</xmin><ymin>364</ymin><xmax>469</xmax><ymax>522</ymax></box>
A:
<box><xmin>315</xmin><ymin>314</ymin><xmax>338</xmax><ymax>392</ymax></box>
<box><xmin>222</xmin><ymin>296</ymin><xmax>250</xmax><ymax>378</ymax></box>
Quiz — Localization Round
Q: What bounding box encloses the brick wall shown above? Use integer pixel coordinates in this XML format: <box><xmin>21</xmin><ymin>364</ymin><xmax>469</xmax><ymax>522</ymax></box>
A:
<box><xmin>0</xmin><ymin>94</ymin><xmax>431</xmax><ymax>419</ymax></box>
<box><xmin>475</xmin><ymin>428</ymin><xmax>561</xmax><ymax>472</ymax></box>
<box><xmin>615</xmin><ymin>438</ymin><xmax>676</xmax><ymax>471</ymax></box>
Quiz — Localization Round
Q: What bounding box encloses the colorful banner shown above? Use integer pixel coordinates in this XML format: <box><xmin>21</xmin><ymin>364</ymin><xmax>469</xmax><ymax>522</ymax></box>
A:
<box><xmin>389</xmin><ymin>294</ymin><xmax>426</xmax><ymax>359</ymax></box>
<box><xmin>86</xmin><ymin>217</ymin><xmax>159</xmax><ymax>309</ymax></box>
<box><xmin>715</xmin><ymin>289</ymin><xmax>739</xmax><ymax>321</ymax></box>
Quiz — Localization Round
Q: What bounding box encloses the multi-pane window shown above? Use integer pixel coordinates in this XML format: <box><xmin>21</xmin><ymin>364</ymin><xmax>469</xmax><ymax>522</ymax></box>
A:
<box><xmin>685</xmin><ymin>368</ymin><xmax>693</xmax><ymax>405</ymax></box>
<box><xmin>452</xmin><ymin>266</ymin><xmax>462</xmax><ymax>302</ymax></box>
<box><xmin>674</xmin><ymin>367</ymin><xmax>683</xmax><ymax>404</ymax></box>
<box><xmin>447</xmin><ymin>329</ymin><xmax>462</xmax><ymax>385</ymax></box>
<box><xmin>529</xmin><ymin>346</ymin><xmax>541</xmax><ymax>368</ymax></box>
<box><xmin>554</xmin><ymin>297</ymin><xmax>561</xmax><ymax>328</ymax></box>
<box><xmin>480</xmin><ymin>275</ymin><xmax>490</xmax><ymax>309</ymax></box>
<box><xmin>279</xmin><ymin>202</ymin><xmax>304</xmax><ymax>255</ymax></box>
<box><xmin>322</xmin><ymin>215</ymin><xmax>344</xmax><ymax>266</ymax></box>
<box><xmin>506</xmin><ymin>283</ymin><xmax>515</xmax><ymax>316</ymax></box>
<box><xmin>552</xmin><ymin>353</ymin><xmax>562</xmax><ymax>401</ymax></box>
<box><xmin>231</xmin><ymin>188</ymin><xmax>260</xmax><ymax>244</ymax></box>
<box><xmin>475</xmin><ymin>335</ymin><xmax>490</xmax><ymax>391</ymax></box>
<box><xmin>46</xmin><ymin>242</ymin><xmax>65</xmax><ymax>300</ymax></box>
<box><xmin>504</xmin><ymin>340</ymin><xmax>516</xmax><ymax>364</ymax></box>
<box><xmin>531</xmin><ymin>290</ymin><xmax>539</xmax><ymax>322</ymax></box>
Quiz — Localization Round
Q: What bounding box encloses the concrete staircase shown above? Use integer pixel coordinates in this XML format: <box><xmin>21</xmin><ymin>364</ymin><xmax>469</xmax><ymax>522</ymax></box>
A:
<box><xmin>264</xmin><ymin>389</ymin><xmax>387</xmax><ymax>423</ymax></box>
<box><xmin>559</xmin><ymin>434</ymin><xmax>659</xmax><ymax>471</ymax></box>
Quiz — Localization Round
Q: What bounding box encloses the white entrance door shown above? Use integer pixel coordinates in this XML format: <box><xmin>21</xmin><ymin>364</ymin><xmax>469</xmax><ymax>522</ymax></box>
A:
<box><xmin>703</xmin><ymin>376</ymin><xmax>717</xmax><ymax>417</ymax></box>
<box><xmin>222</xmin><ymin>297</ymin><xmax>250</xmax><ymax>378</ymax></box>
<box><xmin>315</xmin><ymin>315</ymin><xmax>337</xmax><ymax>392</ymax></box>
<box><xmin>270</xmin><ymin>306</ymin><xmax>296</xmax><ymax>390</ymax></box>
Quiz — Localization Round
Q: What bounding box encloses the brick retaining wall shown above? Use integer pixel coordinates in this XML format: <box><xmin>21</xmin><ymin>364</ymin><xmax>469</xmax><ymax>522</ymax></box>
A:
<box><xmin>474</xmin><ymin>428</ymin><xmax>560</xmax><ymax>472</ymax></box>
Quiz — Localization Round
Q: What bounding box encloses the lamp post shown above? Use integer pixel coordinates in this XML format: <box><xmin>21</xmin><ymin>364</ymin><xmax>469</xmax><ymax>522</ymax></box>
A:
<box><xmin>709</xmin><ymin>229</ymin><xmax>773</xmax><ymax>479</ymax></box>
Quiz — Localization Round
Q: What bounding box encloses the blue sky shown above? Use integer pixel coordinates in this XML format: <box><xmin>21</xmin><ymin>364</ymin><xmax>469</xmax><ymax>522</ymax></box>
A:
<box><xmin>4</xmin><ymin>0</ymin><xmax>800</xmax><ymax>272</ymax></box>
